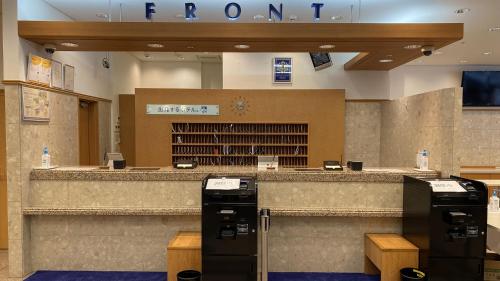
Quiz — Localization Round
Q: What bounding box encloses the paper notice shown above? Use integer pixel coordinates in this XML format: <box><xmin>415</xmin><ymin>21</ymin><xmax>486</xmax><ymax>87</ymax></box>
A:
<box><xmin>206</xmin><ymin>178</ymin><xmax>240</xmax><ymax>190</ymax></box>
<box><xmin>428</xmin><ymin>181</ymin><xmax>466</xmax><ymax>193</ymax></box>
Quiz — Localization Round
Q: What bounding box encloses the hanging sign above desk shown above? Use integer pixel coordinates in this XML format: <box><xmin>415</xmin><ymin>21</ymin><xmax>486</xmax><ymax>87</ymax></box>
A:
<box><xmin>146</xmin><ymin>104</ymin><xmax>220</xmax><ymax>115</ymax></box>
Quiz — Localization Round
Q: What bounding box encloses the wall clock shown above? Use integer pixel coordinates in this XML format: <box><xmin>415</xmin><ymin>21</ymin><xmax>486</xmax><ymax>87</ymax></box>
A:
<box><xmin>231</xmin><ymin>96</ymin><xmax>250</xmax><ymax>116</ymax></box>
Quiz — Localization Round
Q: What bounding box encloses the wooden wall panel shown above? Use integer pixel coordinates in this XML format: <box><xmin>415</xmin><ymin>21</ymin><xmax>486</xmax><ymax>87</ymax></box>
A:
<box><xmin>134</xmin><ymin>89</ymin><xmax>345</xmax><ymax>167</ymax></box>
<box><xmin>119</xmin><ymin>95</ymin><xmax>136</xmax><ymax>166</ymax></box>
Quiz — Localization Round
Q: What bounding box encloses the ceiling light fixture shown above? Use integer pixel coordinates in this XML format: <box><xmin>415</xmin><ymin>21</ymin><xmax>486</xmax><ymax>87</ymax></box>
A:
<box><xmin>455</xmin><ymin>8</ymin><xmax>471</xmax><ymax>15</ymax></box>
<box><xmin>289</xmin><ymin>15</ymin><xmax>298</xmax><ymax>21</ymax></box>
<box><xmin>489</xmin><ymin>27</ymin><xmax>500</xmax><ymax>32</ymax></box>
<box><xmin>379</xmin><ymin>59</ymin><xmax>393</xmax><ymax>63</ymax></box>
<box><xmin>331</xmin><ymin>15</ymin><xmax>343</xmax><ymax>21</ymax></box>
<box><xmin>404</xmin><ymin>44</ymin><xmax>422</xmax><ymax>50</ymax></box>
<box><xmin>96</xmin><ymin>13</ymin><xmax>109</xmax><ymax>19</ymax></box>
<box><xmin>253</xmin><ymin>14</ymin><xmax>265</xmax><ymax>20</ymax></box>
<box><xmin>319</xmin><ymin>44</ymin><xmax>335</xmax><ymax>49</ymax></box>
<box><xmin>483</xmin><ymin>51</ymin><xmax>492</xmax><ymax>55</ymax></box>
<box><xmin>147</xmin><ymin>43</ymin><xmax>164</xmax><ymax>48</ymax></box>
<box><xmin>234</xmin><ymin>44</ymin><xmax>250</xmax><ymax>49</ymax></box>
<box><xmin>459</xmin><ymin>59</ymin><xmax>468</xmax><ymax>64</ymax></box>
<box><xmin>60</xmin><ymin>42</ymin><xmax>79</xmax><ymax>48</ymax></box>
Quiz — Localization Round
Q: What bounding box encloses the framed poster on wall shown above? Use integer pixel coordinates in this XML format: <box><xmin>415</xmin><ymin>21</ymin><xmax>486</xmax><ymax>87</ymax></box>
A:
<box><xmin>273</xmin><ymin>57</ymin><xmax>292</xmax><ymax>84</ymax></box>
<box><xmin>27</xmin><ymin>54</ymin><xmax>52</xmax><ymax>86</ymax></box>
<box><xmin>21</xmin><ymin>86</ymin><xmax>50</xmax><ymax>122</ymax></box>
<box><xmin>51</xmin><ymin>60</ymin><xmax>63</xmax><ymax>89</ymax></box>
<box><xmin>63</xmin><ymin>64</ymin><xmax>75</xmax><ymax>91</ymax></box>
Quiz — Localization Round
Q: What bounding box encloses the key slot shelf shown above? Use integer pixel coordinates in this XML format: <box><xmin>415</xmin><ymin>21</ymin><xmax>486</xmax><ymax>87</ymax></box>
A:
<box><xmin>172</xmin><ymin>122</ymin><xmax>308</xmax><ymax>168</ymax></box>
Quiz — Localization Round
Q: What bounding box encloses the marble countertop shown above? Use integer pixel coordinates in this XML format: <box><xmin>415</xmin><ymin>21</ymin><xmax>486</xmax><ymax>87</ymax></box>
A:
<box><xmin>30</xmin><ymin>166</ymin><xmax>439</xmax><ymax>183</ymax></box>
<box><xmin>461</xmin><ymin>167</ymin><xmax>500</xmax><ymax>174</ymax></box>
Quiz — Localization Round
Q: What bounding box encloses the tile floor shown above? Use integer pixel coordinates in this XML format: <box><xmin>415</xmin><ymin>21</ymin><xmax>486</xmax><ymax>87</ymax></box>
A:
<box><xmin>0</xmin><ymin>250</ymin><xmax>8</xmax><ymax>279</ymax></box>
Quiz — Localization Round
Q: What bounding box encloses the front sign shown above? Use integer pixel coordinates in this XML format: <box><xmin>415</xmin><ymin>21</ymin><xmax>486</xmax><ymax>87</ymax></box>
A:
<box><xmin>146</xmin><ymin>2</ymin><xmax>326</xmax><ymax>21</ymax></box>
<box><xmin>146</xmin><ymin>104</ymin><xmax>220</xmax><ymax>115</ymax></box>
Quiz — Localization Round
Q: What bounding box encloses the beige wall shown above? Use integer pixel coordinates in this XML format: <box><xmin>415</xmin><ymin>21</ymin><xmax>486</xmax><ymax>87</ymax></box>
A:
<box><xmin>380</xmin><ymin>88</ymin><xmax>462</xmax><ymax>177</ymax></box>
<box><xmin>344</xmin><ymin>102</ymin><xmax>381</xmax><ymax>167</ymax></box>
<box><xmin>460</xmin><ymin>110</ymin><xmax>500</xmax><ymax>167</ymax></box>
<box><xmin>4</xmin><ymin>85</ymin><xmax>111</xmax><ymax>278</ymax></box>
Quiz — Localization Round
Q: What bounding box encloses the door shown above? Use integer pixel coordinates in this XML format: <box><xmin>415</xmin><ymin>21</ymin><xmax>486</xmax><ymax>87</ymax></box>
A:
<box><xmin>0</xmin><ymin>91</ymin><xmax>7</xmax><ymax>249</ymax></box>
<box><xmin>79</xmin><ymin>99</ymin><xmax>99</xmax><ymax>165</ymax></box>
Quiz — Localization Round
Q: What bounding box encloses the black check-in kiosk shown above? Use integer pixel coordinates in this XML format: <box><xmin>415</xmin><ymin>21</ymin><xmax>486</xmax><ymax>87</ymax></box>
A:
<box><xmin>403</xmin><ymin>176</ymin><xmax>488</xmax><ymax>281</ymax></box>
<box><xmin>202</xmin><ymin>175</ymin><xmax>258</xmax><ymax>281</ymax></box>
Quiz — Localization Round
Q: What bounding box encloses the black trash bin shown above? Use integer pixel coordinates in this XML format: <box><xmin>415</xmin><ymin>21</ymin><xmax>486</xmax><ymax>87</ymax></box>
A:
<box><xmin>177</xmin><ymin>270</ymin><xmax>201</xmax><ymax>281</ymax></box>
<box><xmin>400</xmin><ymin>268</ymin><xmax>426</xmax><ymax>281</ymax></box>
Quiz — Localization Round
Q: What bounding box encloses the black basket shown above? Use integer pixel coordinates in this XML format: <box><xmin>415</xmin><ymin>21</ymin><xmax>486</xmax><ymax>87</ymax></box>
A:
<box><xmin>400</xmin><ymin>268</ymin><xmax>427</xmax><ymax>281</ymax></box>
<box><xmin>177</xmin><ymin>270</ymin><xmax>201</xmax><ymax>281</ymax></box>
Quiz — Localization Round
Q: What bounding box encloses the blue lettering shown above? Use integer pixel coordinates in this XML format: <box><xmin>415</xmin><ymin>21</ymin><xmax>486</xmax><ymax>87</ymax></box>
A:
<box><xmin>145</xmin><ymin>2</ymin><xmax>156</xmax><ymax>20</ymax></box>
<box><xmin>225</xmin><ymin>2</ymin><xmax>242</xmax><ymax>20</ymax></box>
<box><xmin>269</xmin><ymin>3</ymin><xmax>283</xmax><ymax>22</ymax></box>
<box><xmin>185</xmin><ymin>3</ymin><xmax>197</xmax><ymax>20</ymax></box>
<box><xmin>311</xmin><ymin>3</ymin><xmax>324</xmax><ymax>21</ymax></box>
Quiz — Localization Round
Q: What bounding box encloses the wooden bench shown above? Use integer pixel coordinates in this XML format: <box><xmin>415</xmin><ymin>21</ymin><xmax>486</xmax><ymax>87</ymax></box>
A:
<box><xmin>167</xmin><ymin>231</ymin><xmax>201</xmax><ymax>281</ymax></box>
<box><xmin>365</xmin><ymin>234</ymin><xmax>419</xmax><ymax>281</ymax></box>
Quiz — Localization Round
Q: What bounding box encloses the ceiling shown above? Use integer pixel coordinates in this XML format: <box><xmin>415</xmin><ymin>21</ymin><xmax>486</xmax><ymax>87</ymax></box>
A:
<box><xmin>34</xmin><ymin>0</ymin><xmax>500</xmax><ymax>65</ymax></box>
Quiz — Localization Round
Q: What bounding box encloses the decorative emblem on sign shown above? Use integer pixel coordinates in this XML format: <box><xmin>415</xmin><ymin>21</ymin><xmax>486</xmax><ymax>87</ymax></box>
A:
<box><xmin>231</xmin><ymin>96</ymin><xmax>250</xmax><ymax>116</ymax></box>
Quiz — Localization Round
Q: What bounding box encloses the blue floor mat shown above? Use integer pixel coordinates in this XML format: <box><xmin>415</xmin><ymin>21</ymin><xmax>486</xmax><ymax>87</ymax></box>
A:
<box><xmin>269</xmin><ymin>272</ymin><xmax>380</xmax><ymax>281</ymax></box>
<box><xmin>25</xmin><ymin>271</ymin><xmax>166</xmax><ymax>281</ymax></box>
<box><xmin>25</xmin><ymin>271</ymin><xmax>380</xmax><ymax>281</ymax></box>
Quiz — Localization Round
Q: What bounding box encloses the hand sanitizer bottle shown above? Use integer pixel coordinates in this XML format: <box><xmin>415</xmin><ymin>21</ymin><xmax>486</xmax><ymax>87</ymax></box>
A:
<box><xmin>42</xmin><ymin>147</ymin><xmax>51</xmax><ymax>169</ymax></box>
<box><xmin>419</xmin><ymin>150</ymin><xmax>429</xmax><ymax>170</ymax></box>
<box><xmin>491</xmin><ymin>190</ymin><xmax>500</xmax><ymax>212</ymax></box>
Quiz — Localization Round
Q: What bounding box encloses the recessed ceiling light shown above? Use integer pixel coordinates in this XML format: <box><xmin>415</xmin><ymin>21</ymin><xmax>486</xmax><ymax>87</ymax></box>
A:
<box><xmin>60</xmin><ymin>42</ymin><xmax>79</xmax><ymax>48</ymax></box>
<box><xmin>434</xmin><ymin>50</ymin><xmax>444</xmax><ymax>55</ymax></box>
<box><xmin>489</xmin><ymin>27</ymin><xmax>500</xmax><ymax>32</ymax></box>
<box><xmin>459</xmin><ymin>59</ymin><xmax>468</xmax><ymax>63</ymax></box>
<box><xmin>404</xmin><ymin>44</ymin><xmax>422</xmax><ymax>50</ymax></box>
<box><xmin>455</xmin><ymin>8</ymin><xmax>471</xmax><ymax>15</ymax></box>
<box><xmin>96</xmin><ymin>13</ymin><xmax>109</xmax><ymax>19</ymax></box>
<box><xmin>331</xmin><ymin>15</ymin><xmax>343</xmax><ymax>21</ymax></box>
<box><xmin>319</xmin><ymin>44</ymin><xmax>335</xmax><ymax>49</ymax></box>
<box><xmin>483</xmin><ymin>51</ymin><xmax>492</xmax><ymax>55</ymax></box>
<box><xmin>289</xmin><ymin>15</ymin><xmax>298</xmax><ymax>21</ymax></box>
<box><xmin>253</xmin><ymin>14</ymin><xmax>265</xmax><ymax>20</ymax></box>
<box><xmin>147</xmin><ymin>43</ymin><xmax>164</xmax><ymax>48</ymax></box>
<box><xmin>234</xmin><ymin>44</ymin><xmax>250</xmax><ymax>49</ymax></box>
<box><xmin>379</xmin><ymin>59</ymin><xmax>393</xmax><ymax>63</ymax></box>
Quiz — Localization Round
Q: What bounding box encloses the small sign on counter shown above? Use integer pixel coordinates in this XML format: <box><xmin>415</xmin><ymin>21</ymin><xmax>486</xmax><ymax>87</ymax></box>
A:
<box><xmin>206</xmin><ymin>178</ymin><xmax>240</xmax><ymax>190</ymax></box>
<box><xmin>428</xmin><ymin>181</ymin><xmax>467</xmax><ymax>193</ymax></box>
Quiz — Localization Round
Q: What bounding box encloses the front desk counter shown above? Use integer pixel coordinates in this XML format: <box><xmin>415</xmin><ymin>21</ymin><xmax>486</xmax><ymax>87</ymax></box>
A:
<box><xmin>27</xmin><ymin>166</ymin><xmax>438</xmax><ymax>273</ymax></box>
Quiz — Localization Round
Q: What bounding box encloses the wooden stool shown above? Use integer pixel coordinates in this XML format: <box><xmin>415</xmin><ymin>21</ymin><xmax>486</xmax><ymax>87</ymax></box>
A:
<box><xmin>365</xmin><ymin>234</ymin><xmax>419</xmax><ymax>281</ymax></box>
<box><xmin>167</xmin><ymin>231</ymin><xmax>201</xmax><ymax>281</ymax></box>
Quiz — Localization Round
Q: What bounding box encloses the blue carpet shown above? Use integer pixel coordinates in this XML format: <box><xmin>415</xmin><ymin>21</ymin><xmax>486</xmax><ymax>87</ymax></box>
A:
<box><xmin>25</xmin><ymin>271</ymin><xmax>380</xmax><ymax>281</ymax></box>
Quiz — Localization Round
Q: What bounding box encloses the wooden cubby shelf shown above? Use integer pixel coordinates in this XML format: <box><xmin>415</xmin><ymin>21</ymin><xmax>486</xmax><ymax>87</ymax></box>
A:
<box><xmin>172</xmin><ymin>122</ymin><xmax>309</xmax><ymax>167</ymax></box>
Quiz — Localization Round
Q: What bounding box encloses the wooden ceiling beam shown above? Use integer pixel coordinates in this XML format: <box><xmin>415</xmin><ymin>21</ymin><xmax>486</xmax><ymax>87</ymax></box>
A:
<box><xmin>18</xmin><ymin>21</ymin><xmax>463</xmax><ymax>71</ymax></box>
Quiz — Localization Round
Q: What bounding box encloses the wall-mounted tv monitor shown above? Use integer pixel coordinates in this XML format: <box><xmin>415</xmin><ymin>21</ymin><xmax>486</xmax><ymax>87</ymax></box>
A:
<box><xmin>309</xmin><ymin>53</ymin><xmax>333</xmax><ymax>71</ymax></box>
<box><xmin>462</xmin><ymin>71</ymin><xmax>500</xmax><ymax>107</ymax></box>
